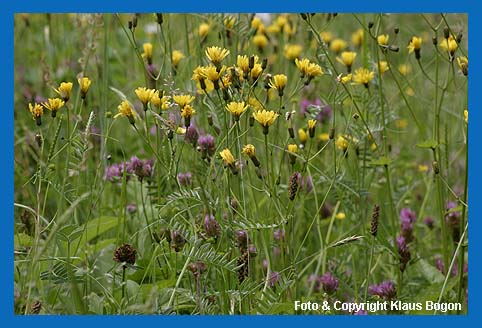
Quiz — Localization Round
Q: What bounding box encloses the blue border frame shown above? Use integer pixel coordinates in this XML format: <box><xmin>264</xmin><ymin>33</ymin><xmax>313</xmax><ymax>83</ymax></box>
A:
<box><xmin>3</xmin><ymin>0</ymin><xmax>479</xmax><ymax>326</ymax></box>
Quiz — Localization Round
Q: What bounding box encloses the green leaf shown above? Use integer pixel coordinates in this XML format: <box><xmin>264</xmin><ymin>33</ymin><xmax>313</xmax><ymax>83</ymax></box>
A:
<box><xmin>72</xmin><ymin>216</ymin><xmax>119</xmax><ymax>245</ymax></box>
<box><xmin>370</xmin><ymin>156</ymin><xmax>393</xmax><ymax>166</ymax></box>
<box><xmin>416</xmin><ymin>139</ymin><xmax>438</xmax><ymax>149</ymax></box>
<box><xmin>414</xmin><ymin>259</ymin><xmax>444</xmax><ymax>284</ymax></box>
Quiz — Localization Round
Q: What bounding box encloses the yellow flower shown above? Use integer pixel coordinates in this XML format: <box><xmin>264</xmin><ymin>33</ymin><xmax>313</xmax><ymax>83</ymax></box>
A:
<box><xmin>269</xmin><ymin>74</ymin><xmax>288</xmax><ymax>96</ymax></box>
<box><xmin>251</xmin><ymin>17</ymin><xmax>264</xmax><ymax>31</ymax></box>
<box><xmin>151</xmin><ymin>90</ymin><xmax>170</xmax><ymax>111</ymax></box>
<box><xmin>114</xmin><ymin>100</ymin><xmax>136</xmax><ymax>124</ymax></box>
<box><xmin>54</xmin><ymin>82</ymin><xmax>73</xmax><ymax>102</ymax></box>
<box><xmin>330</xmin><ymin>39</ymin><xmax>347</xmax><ymax>53</ymax></box>
<box><xmin>42</xmin><ymin>98</ymin><xmax>65</xmax><ymax>118</ymax></box>
<box><xmin>464</xmin><ymin>109</ymin><xmax>468</xmax><ymax>123</ymax></box>
<box><xmin>267</xmin><ymin>23</ymin><xmax>281</xmax><ymax>34</ymax></box>
<box><xmin>224</xmin><ymin>16</ymin><xmax>235</xmax><ymax>29</ymax></box>
<box><xmin>242</xmin><ymin>144</ymin><xmax>256</xmax><ymax>157</ymax></box>
<box><xmin>202</xmin><ymin>65</ymin><xmax>226</xmax><ymax>87</ymax></box>
<box><xmin>335</xmin><ymin>212</ymin><xmax>346</xmax><ymax>220</ymax></box>
<box><xmin>226</xmin><ymin>101</ymin><xmax>248</xmax><ymax>120</ymax></box>
<box><xmin>320</xmin><ymin>31</ymin><xmax>333</xmax><ymax>44</ymax></box>
<box><xmin>287</xmin><ymin>144</ymin><xmax>298</xmax><ymax>153</ymax></box>
<box><xmin>253</xmin><ymin>34</ymin><xmax>269</xmax><ymax>49</ymax></box>
<box><xmin>135</xmin><ymin>87</ymin><xmax>155</xmax><ymax>109</ymax></box>
<box><xmin>284</xmin><ymin>44</ymin><xmax>303</xmax><ymax>60</ymax></box>
<box><xmin>298</xmin><ymin>128</ymin><xmax>308</xmax><ymax>144</ymax></box>
<box><xmin>78</xmin><ymin>77</ymin><xmax>92</xmax><ymax>99</ymax></box>
<box><xmin>339</xmin><ymin>73</ymin><xmax>352</xmax><ymax>84</ymax></box>
<box><xmin>407</xmin><ymin>36</ymin><xmax>422</xmax><ymax>54</ymax></box>
<box><xmin>253</xmin><ymin>109</ymin><xmax>279</xmax><ymax>134</ymax></box>
<box><xmin>405</xmin><ymin>87</ymin><xmax>415</xmax><ymax>96</ymax></box>
<box><xmin>250</xmin><ymin>64</ymin><xmax>263</xmax><ymax>81</ymax></box>
<box><xmin>398</xmin><ymin>64</ymin><xmax>411</xmax><ymax>76</ymax></box>
<box><xmin>378</xmin><ymin>61</ymin><xmax>389</xmax><ymax>74</ymax></box>
<box><xmin>205</xmin><ymin>46</ymin><xmax>230</xmax><ymax>67</ymax></box>
<box><xmin>351</xmin><ymin>28</ymin><xmax>364</xmax><ymax>47</ymax></box>
<box><xmin>395</xmin><ymin>119</ymin><xmax>408</xmax><ymax>129</ymax></box>
<box><xmin>352</xmin><ymin>68</ymin><xmax>375</xmax><ymax>87</ymax></box>
<box><xmin>336</xmin><ymin>51</ymin><xmax>357</xmax><ymax>72</ymax></box>
<box><xmin>307</xmin><ymin>119</ymin><xmax>317</xmax><ymax>138</ymax></box>
<box><xmin>220</xmin><ymin>148</ymin><xmax>235</xmax><ymax>165</ymax></box>
<box><xmin>457</xmin><ymin>56</ymin><xmax>468</xmax><ymax>76</ymax></box>
<box><xmin>318</xmin><ymin>133</ymin><xmax>330</xmax><ymax>142</ymax></box>
<box><xmin>29</xmin><ymin>103</ymin><xmax>44</xmax><ymax>125</ymax></box>
<box><xmin>173</xmin><ymin>94</ymin><xmax>195</xmax><ymax>108</ymax></box>
<box><xmin>306</xmin><ymin>63</ymin><xmax>323</xmax><ymax>78</ymax></box>
<box><xmin>172</xmin><ymin>50</ymin><xmax>185</xmax><ymax>67</ymax></box>
<box><xmin>180</xmin><ymin>104</ymin><xmax>196</xmax><ymax>118</ymax></box>
<box><xmin>237</xmin><ymin>55</ymin><xmax>250</xmax><ymax>76</ymax></box>
<box><xmin>249</xmin><ymin>97</ymin><xmax>264</xmax><ymax>112</ymax></box>
<box><xmin>295</xmin><ymin>58</ymin><xmax>310</xmax><ymax>77</ymax></box>
<box><xmin>439</xmin><ymin>35</ymin><xmax>458</xmax><ymax>55</ymax></box>
<box><xmin>198</xmin><ymin>23</ymin><xmax>210</xmax><ymax>38</ymax></box>
<box><xmin>377</xmin><ymin>34</ymin><xmax>389</xmax><ymax>46</ymax></box>
<box><xmin>142</xmin><ymin>43</ymin><xmax>153</xmax><ymax>63</ymax></box>
<box><xmin>418</xmin><ymin>164</ymin><xmax>429</xmax><ymax>173</ymax></box>
<box><xmin>335</xmin><ymin>135</ymin><xmax>349</xmax><ymax>151</ymax></box>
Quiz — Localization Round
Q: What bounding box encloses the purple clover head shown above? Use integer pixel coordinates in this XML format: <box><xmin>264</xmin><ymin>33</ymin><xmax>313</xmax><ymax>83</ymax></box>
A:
<box><xmin>185</xmin><ymin>125</ymin><xmax>199</xmax><ymax>145</ymax></box>
<box><xmin>104</xmin><ymin>162</ymin><xmax>130</xmax><ymax>183</ymax></box>
<box><xmin>423</xmin><ymin>217</ymin><xmax>434</xmax><ymax>229</ymax></box>
<box><xmin>320</xmin><ymin>272</ymin><xmax>339</xmax><ymax>295</ymax></box>
<box><xmin>178</xmin><ymin>172</ymin><xmax>192</xmax><ymax>186</ymax></box>
<box><xmin>368</xmin><ymin>280</ymin><xmax>397</xmax><ymax>300</ymax></box>
<box><xmin>204</xmin><ymin>214</ymin><xmax>220</xmax><ymax>239</ymax></box>
<box><xmin>273</xmin><ymin>228</ymin><xmax>285</xmax><ymax>242</ymax></box>
<box><xmin>299</xmin><ymin>98</ymin><xmax>322</xmax><ymax>117</ymax></box>
<box><xmin>126</xmin><ymin>203</ymin><xmax>137</xmax><ymax>214</ymax></box>
<box><xmin>268</xmin><ymin>271</ymin><xmax>280</xmax><ymax>288</ymax></box>
<box><xmin>198</xmin><ymin>134</ymin><xmax>216</xmax><ymax>158</ymax></box>
<box><xmin>235</xmin><ymin>230</ymin><xmax>249</xmax><ymax>249</ymax></box>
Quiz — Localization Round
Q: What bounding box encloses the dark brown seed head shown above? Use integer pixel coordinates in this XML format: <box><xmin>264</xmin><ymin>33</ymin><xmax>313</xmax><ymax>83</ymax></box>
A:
<box><xmin>288</xmin><ymin>172</ymin><xmax>300</xmax><ymax>201</ymax></box>
<box><xmin>113</xmin><ymin>243</ymin><xmax>137</xmax><ymax>266</ymax></box>
<box><xmin>370</xmin><ymin>204</ymin><xmax>380</xmax><ymax>237</ymax></box>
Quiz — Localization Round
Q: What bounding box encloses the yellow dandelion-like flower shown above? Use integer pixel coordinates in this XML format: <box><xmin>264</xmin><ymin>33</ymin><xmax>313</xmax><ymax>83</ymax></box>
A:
<box><xmin>298</xmin><ymin>128</ymin><xmax>308</xmax><ymax>144</ymax></box>
<box><xmin>307</xmin><ymin>119</ymin><xmax>317</xmax><ymax>138</ymax></box>
<box><xmin>352</xmin><ymin>68</ymin><xmax>375</xmax><ymax>87</ymax></box>
<box><xmin>251</xmin><ymin>16</ymin><xmax>264</xmax><ymax>31</ymax></box>
<box><xmin>226</xmin><ymin>101</ymin><xmax>248</xmax><ymax>121</ymax></box>
<box><xmin>269</xmin><ymin>74</ymin><xmax>288</xmax><ymax>96</ymax></box>
<box><xmin>306</xmin><ymin>62</ymin><xmax>323</xmax><ymax>79</ymax></box>
<box><xmin>173</xmin><ymin>94</ymin><xmax>195</xmax><ymax>109</ymax></box>
<box><xmin>253</xmin><ymin>34</ymin><xmax>269</xmax><ymax>49</ymax></box>
<box><xmin>464</xmin><ymin>109</ymin><xmax>468</xmax><ymax>124</ymax></box>
<box><xmin>198</xmin><ymin>23</ymin><xmax>210</xmax><ymax>38</ymax></box>
<box><xmin>253</xmin><ymin>109</ymin><xmax>280</xmax><ymax>134</ymax></box>
<box><xmin>237</xmin><ymin>55</ymin><xmax>250</xmax><ymax>76</ymax></box>
<box><xmin>202</xmin><ymin>64</ymin><xmax>226</xmax><ymax>86</ymax></box>
<box><xmin>378</xmin><ymin>61</ymin><xmax>389</xmax><ymax>74</ymax></box>
<box><xmin>142</xmin><ymin>43</ymin><xmax>153</xmax><ymax>63</ymax></box>
<box><xmin>336</xmin><ymin>51</ymin><xmax>357</xmax><ymax>72</ymax></box>
<box><xmin>398</xmin><ymin>64</ymin><xmax>412</xmax><ymax>76</ymax></box>
<box><xmin>267</xmin><ymin>23</ymin><xmax>281</xmax><ymax>34</ymax></box>
<box><xmin>407</xmin><ymin>36</ymin><xmax>422</xmax><ymax>54</ymax></box>
<box><xmin>43</xmin><ymin>98</ymin><xmax>65</xmax><ymax>118</ymax></box>
<box><xmin>351</xmin><ymin>28</ymin><xmax>364</xmax><ymax>47</ymax></box>
<box><xmin>151</xmin><ymin>90</ymin><xmax>170</xmax><ymax>111</ymax></box>
<box><xmin>320</xmin><ymin>31</ymin><xmax>333</xmax><ymax>44</ymax></box>
<box><xmin>439</xmin><ymin>35</ymin><xmax>458</xmax><ymax>55</ymax></box>
<box><xmin>339</xmin><ymin>73</ymin><xmax>352</xmax><ymax>84</ymax></box>
<box><xmin>219</xmin><ymin>148</ymin><xmax>237</xmax><ymax>174</ymax></box>
<box><xmin>249</xmin><ymin>97</ymin><xmax>264</xmax><ymax>112</ymax></box>
<box><xmin>29</xmin><ymin>103</ymin><xmax>44</xmax><ymax>125</ymax></box>
<box><xmin>250</xmin><ymin>64</ymin><xmax>263</xmax><ymax>82</ymax></box>
<box><xmin>377</xmin><ymin>34</ymin><xmax>389</xmax><ymax>46</ymax></box>
<box><xmin>284</xmin><ymin>44</ymin><xmax>303</xmax><ymax>60</ymax></box>
<box><xmin>135</xmin><ymin>87</ymin><xmax>155</xmax><ymax>109</ymax></box>
<box><xmin>205</xmin><ymin>46</ymin><xmax>230</xmax><ymax>67</ymax></box>
<box><xmin>418</xmin><ymin>164</ymin><xmax>429</xmax><ymax>173</ymax></box>
<box><xmin>287</xmin><ymin>144</ymin><xmax>298</xmax><ymax>153</ymax></box>
<box><xmin>78</xmin><ymin>77</ymin><xmax>92</xmax><ymax>99</ymax></box>
<box><xmin>114</xmin><ymin>100</ymin><xmax>136</xmax><ymax>124</ymax></box>
<box><xmin>336</xmin><ymin>212</ymin><xmax>346</xmax><ymax>220</ymax></box>
<box><xmin>395</xmin><ymin>119</ymin><xmax>408</xmax><ymax>129</ymax></box>
<box><xmin>295</xmin><ymin>58</ymin><xmax>310</xmax><ymax>77</ymax></box>
<box><xmin>180</xmin><ymin>104</ymin><xmax>196</xmax><ymax>118</ymax></box>
<box><xmin>330</xmin><ymin>39</ymin><xmax>347</xmax><ymax>53</ymax></box>
<box><xmin>224</xmin><ymin>16</ymin><xmax>235</xmax><ymax>29</ymax></box>
<box><xmin>318</xmin><ymin>133</ymin><xmax>330</xmax><ymax>142</ymax></box>
<box><xmin>242</xmin><ymin>144</ymin><xmax>260</xmax><ymax>167</ymax></box>
<box><xmin>54</xmin><ymin>82</ymin><xmax>73</xmax><ymax>102</ymax></box>
<box><xmin>457</xmin><ymin>56</ymin><xmax>468</xmax><ymax>76</ymax></box>
<box><xmin>172</xmin><ymin>50</ymin><xmax>185</xmax><ymax>67</ymax></box>
<box><xmin>335</xmin><ymin>135</ymin><xmax>349</xmax><ymax>151</ymax></box>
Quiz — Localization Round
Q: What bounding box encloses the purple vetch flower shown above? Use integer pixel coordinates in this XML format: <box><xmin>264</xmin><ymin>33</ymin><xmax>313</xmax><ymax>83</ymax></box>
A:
<box><xmin>298</xmin><ymin>174</ymin><xmax>313</xmax><ymax>193</ymax></box>
<box><xmin>268</xmin><ymin>271</ymin><xmax>280</xmax><ymax>287</ymax></box>
<box><xmin>204</xmin><ymin>214</ymin><xmax>220</xmax><ymax>239</ymax></box>
<box><xmin>435</xmin><ymin>257</ymin><xmax>458</xmax><ymax>277</ymax></box>
<box><xmin>184</xmin><ymin>124</ymin><xmax>199</xmax><ymax>145</ymax></box>
<box><xmin>368</xmin><ymin>280</ymin><xmax>397</xmax><ymax>301</ymax></box>
<box><xmin>235</xmin><ymin>230</ymin><xmax>249</xmax><ymax>250</ymax></box>
<box><xmin>126</xmin><ymin>203</ymin><xmax>137</xmax><ymax>214</ymax></box>
<box><xmin>396</xmin><ymin>235</ymin><xmax>411</xmax><ymax>272</ymax></box>
<box><xmin>198</xmin><ymin>134</ymin><xmax>216</xmax><ymax>159</ymax></box>
<box><xmin>177</xmin><ymin>172</ymin><xmax>192</xmax><ymax>186</ymax></box>
<box><xmin>247</xmin><ymin>245</ymin><xmax>258</xmax><ymax>257</ymax></box>
<box><xmin>273</xmin><ymin>228</ymin><xmax>285</xmax><ymax>241</ymax></box>
<box><xmin>104</xmin><ymin>162</ymin><xmax>130</xmax><ymax>182</ymax></box>
<box><xmin>171</xmin><ymin>230</ymin><xmax>186</xmax><ymax>252</ymax></box>
<box><xmin>300</xmin><ymin>98</ymin><xmax>322</xmax><ymax>116</ymax></box>
<box><xmin>307</xmin><ymin>274</ymin><xmax>323</xmax><ymax>293</ymax></box>
<box><xmin>400</xmin><ymin>208</ymin><xmax>416</xmax><ymax>241</ymax></box>
<box><xmin>320</xmin><ymin>272</ymin><xmax>339</xmax><ymax>295</ymax></box>
<box><xmin>127</xmin><ymin>156</ymin><xmax>154</xmax><ymax>182</ymax></box>
<box><xmin>423</xmin><ymin>216</ymin><xmax>434</xmax><ymax>229</ymax></box>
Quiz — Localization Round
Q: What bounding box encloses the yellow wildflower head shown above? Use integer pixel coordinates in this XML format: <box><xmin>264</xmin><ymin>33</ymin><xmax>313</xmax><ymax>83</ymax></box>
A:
<box><xmin>330</xmin><ymin>39</ymin><xmax>347</xmax><ymax>53</ymax></box>
<box><xmin>135</xmin><ymin>87</ymin><xmax>155</xmax><ymax>109</ymax></box>
<box><xmin>114</xmin><ymin>100</ymin><xmax>136</xmax><ymax>125</ymax></box>
<box><xmin>249</xmin><ymin>97</ymin><xmax>264</xmax><ymax>112</ymax></box>
<box><xmin>151</xmin><ymin>90</ymin><xmax>170</xmax><ymax>111</ymax></box>
<box><xmin>224</xmin><ymin>16</ymin><xmax>235</xmax><ymax>30</ymax></box>
<box><xmin>439</xmin><ymin>35</ymin><xmax>458</xmax><ymax>56</ymax></box>
<box><xmin>205</xmin><ymin>46</ymin><xmax>230</xmax><ymax>67</ymax></box>
<box><xmin>269</xmin><ymin>74</ymin><xmax>288</xmax><ymax>97</ymax></box>
<box><xmin>378</xmin><ymin>61</ymin><xmax>389</xmax><ymax>74</ymax></box>
<box><xmin>202</xmin><ymin>64</ymin><xmax>226</xmax><ymax>83</ymax></box>
<box><xmin>398</xmin><ymin>64</ymin><xmax>411</xmax><ymax>76</ymax></box>
<box><xmin>43</xmin><ymin>98</ymin><xmax>65</xmax><ymax>118</ymax></box>
<box><xmin>172</xmin><ymin>50</ymin><xmax>185</xmax><ymax>67</ymax></box>
<box><xmin>339</xmin><ymin>73</ymin><xmax>352</xmax><ymax>84</ymax></box>
<box><xmin>142</xmin><ymin>43</ymin><xmax>153</xmax><ymax>63</ymax></box>
<box><xmin>250</xmin><ymin>64</ymin><xmax>263</xmax><ymax>81</ymax></box>
<box><xmin>352</xmin><ymin>68</ymin><xmax>375</xmax><ymax>88</ymax></box>
<box><xmin>351</xmin><ymin>29</ymin><xmax>364</xmax><ymax>47</ymax></box>
<box><xmin>418</xmin><ymin>164</ymin><xmax>429</xmax><ymax>173</ymax></box>
<box><xmin>295</xmin><ymin>58</ymin><xmax>311</xmax><ymax>78</ymax></box>
<box><xmin>181</xmin><ymin>104</ymin><xmax>196</xmax><ymax>127</ymax></box>
<box><xmin>253</xmin><ymin>109</ymin><xmax>280</xmax><ymax>134</ymax></box>
<box><xmin>407</xmin><ymin>36</ymin><xmax>422</xmax><ymax>56</ymax></box>
<box><xmin>335</xmin><ymin>212</ymin><xmax>346</xmax><ymax>220</ymax></box>
<box><xmin>336</xmin><ymin>51</ymin><xmax>357</xmax><ymax>72</ymax></box>
<box><xmin>287</xmin><ymin>144</ymin><xmax>298</xmax><ymax>153</ymax></box>
<box><xmin>307</xmin><ymin>119</ymin><xmax>317</xmax><ymax>138</ymax></box>
<box><xmin>335</xmin><ymin>135</ymin><xmax>349</xmax><ymax>151</ymax></box>
<box><xmin>54</xmin><ymin>82</ymin><xmax>73</xmax><ymax>102</ymax></box>
<box><xmin>226</xmin><ymin>101</ymin><xmax>248</xmax><ymax>121</ymax></box>
<box><xmin>78</xmin><ymin>77</ymin><xmax>92</xmax><ymax>99</ymax></box>
<box><xmin>237</xmin><ymin>55</ymin><xmax>250</xmax><ymax>76</ymax></box>
<box><xmin>457</xmin><ymin>56</ymin><xmax>468</xmax><ymax>76</ymax></box>
<box><xmin>219</xmin><ymin>148</ymin><xmax>238</xmax><ymax>174</ymax></box>
<box><xmin>242</xmin><ymin>144</ymin><xmax>260</xmax><ymax>167</ymax></box>
<box><xmin>464</xmin><ymin>109</ymin><xmax>468</xmax><ymax>124</ymax></box>
<box><xmin>173</xmin><ymin>94</ymin><xmax>195</xmax><ymax>109</ymax></box>
<box><xmin>320</xmin><ymin>31</ymin><xmax>333</xmax><ymax>44</ymax></box>
<box><xmin>284</xmin><ymin>44</ymin><xmax>303</xmax><ymax>61</ymax></box>
<box><xmin>253</xmin><ymin>34</ymin><xmax>269</xmax><ymax>49</ymax></box>
<box><xmin>29</xmin><ymin>103</ymin><xmax>44</xmax><ymax>125</ymax></box>
<box><xmin>298</xmin><ymin>128</ymin><xmax>308</xmax><ymax>144</ymax></box>
<box><xmin>318</xmin><ymin>133</ymin><xmax>330</xmax><ymax>142</ymax></box>
<box><xmin>377</xmin><ymin>34</ymin><xmax>389</xmax><ymax>46</ymax></box>
<box><xmin>306</xmin><ymin>62</ymin><xmax>323</xmax><ymax>79</ymax></box>
<box><xmin>198</xmin><ymin>23</ymin><xmax>210</xmax><ymax>38</ymax></box>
